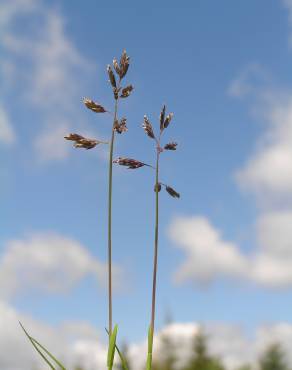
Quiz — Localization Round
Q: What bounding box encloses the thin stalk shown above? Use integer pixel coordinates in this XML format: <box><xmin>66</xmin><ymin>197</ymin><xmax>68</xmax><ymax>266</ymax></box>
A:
<box><xmin>148</xmin><ymin>149</ymin><xmax>160</xmax><ymax>369</ymax></box>
<box><xmin>151</xmin><ymin>150</ymin><xmax>160</xmax><ymax>332</ymax></box>
<box><xmin>107</xmin><ymin>85</ymin><xmax>119</xmax><ymax>337</ymax></box>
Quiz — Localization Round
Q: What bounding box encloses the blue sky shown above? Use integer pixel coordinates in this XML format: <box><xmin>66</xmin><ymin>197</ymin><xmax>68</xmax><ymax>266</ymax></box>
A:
<box><xmin>2</xmin><ymin>0</ymin><xmax>292</xmax><ymax>368</ymax></box>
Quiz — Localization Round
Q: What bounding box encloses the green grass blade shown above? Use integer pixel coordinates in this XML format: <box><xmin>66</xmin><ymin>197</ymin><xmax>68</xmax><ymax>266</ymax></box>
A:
<box><xmin>147</xmin><ymin>326</ymin><xmax>153</xmax><ymax>354</ymax></box>
<box><xmin>146</xmin><ymin>353</ymin><xmax>152</xmax><ymax>370</ymax></box>
<box><xmin>115</xmin><ymin>345</ymin><xmax>129</xmax><ymax>370</ymax></box>
<box><xmin>30</xmin><ymin>337</ymin><xmax>66</xmax><ymax>370</ymax></box>
<box><xmin>105</xmin><ymin>328</ymin><xmax>129</xmax><ymax>370</ymax></box>
<box><xmin>19</xmin><ymin>322</ymin><xmax>56</xmax><ymax>370</ymax></box>
<box><xmin>146</xmin><ymin>326</ymin><xmax>153</xmax><ymax>370</ymax></box>
<box><xmin>107</xmin><ymin>324</ymin><xmax>118</xmax><ymax>369</ymax></box>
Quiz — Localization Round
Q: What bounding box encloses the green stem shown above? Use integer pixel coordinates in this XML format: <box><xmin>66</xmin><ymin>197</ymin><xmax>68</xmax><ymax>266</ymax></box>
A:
<box><xmin>151</xmin><ymin>151</ymin><xmax>159</xmax><ymax>331</ymax></box>
<box><xmin>108</xmin><ymin>94</ymin><xmax>118</xmax><ymax>337</ymax></box>
<box><xmin>148</xmin><ymin>150</ymin><xmax>160</xmax><ymax>369</ymax></box>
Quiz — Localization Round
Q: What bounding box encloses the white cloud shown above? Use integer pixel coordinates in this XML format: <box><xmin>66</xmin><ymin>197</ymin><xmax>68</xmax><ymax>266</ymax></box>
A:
<box><xmin>0</xmin><ymin>0</ymin><xmax>37</xmax><ymax>28</ymax></box>
<box><xmin>196</xmin><ymin>67</ymin><xmax>292</xmax><ymax>288</ymax></box>
<box><xmin>30</xmin><ymin>7</ymin><xmax>94</xmax><ymax>161</ymax></box>
<box><xmin>169</xmin><ymin>213</ymin><xmax>292</xmax><ymax>288</ymax></box>
<box><xmin>3</xmin><ymin>311</ymin><xmax>292</xmax><ymax>370</ymax></box>
<box><xmin>256</xmin><ymin>323</ymin><xmax>292</xmax><ymax>359</ymax></box>
<box><xmin>128</xmin><ymin>323</ymin><xmax>200</xmax><ymax>370</ymax></box>
<box><xmin>229</xmin><ymin>64</ymin><xmax>292</xmax><ymax>207</ymax></box>
<box><xmin>207</xmin><ymin>322</ymin><xmax>292</xmax><ymax>369</ymax></box>
<box><xmin>0</xmin><ymin>300</ymin><xmax>109</xmax><ymax>370</ymax></box>
<box><xmin>256</xmin><ymin>211</ymin><xmax>292</xmax><ymax>256</ymax></box>
<box><xmin>283</xmin><ymin>0</ymin><xmax>292</xmax><ymax>13</ymax></box>
<box><xmin>0</xmin><ymin>104</ymin><xmax>15</xmax><ymax>144</ymax></box>
<box><xmin>0</xmin><ymin>0</ymin><xmax>95</xmax><ymax>162</ymax></box>
<box><xmin>4</xmin><ymin>308</ymin><xmax>292</xmax><ymax>370</ymax></box>
<box><xmin>170</xmin><ymin>64</ymin><xmax>292</xmax><ymax>289</ymax></box>
<box><xmin>128</xmin><ymin>322</ymin><xmax>292</xmax><ymax>370</ymax></box>
<box><xmin>236</xmin><ymin>96</ymin><xmax>292</xmax><ymax>205</ymax></box>
<box><xmin>0</xmin><ymin>233</ymin><xmax>123</xmax><ymax>299</ymax></box>
<box><xmin>169</xmin><ymin>216</ymin><xmax>248</xmax><ymax>285</ymax></box>
<box><xmin>22</xmin><ymin>10</ymin><xmax>90</xmax><ymax>108</ymax></box>
<box><xmin>251</xmin><ymin>211</ymin><xmax>292</xmax><ymax>287</ymax></box>
<box><xmin>206</xmin><ymin>324</ymin><xmax>254</xmax><ymax>369</ymax></box>
<box><xmin>282</xmin><ymin>0</ymin><xmax>292</xmax><ymax>46</ymax></box>
<box><xmin>1</xmin><ymin>2</ymin><xmax>90</xmax><ymax>107</ymax></box>
<box><xmin>34</xmin><ymin>123</ymin><xmax>71</xmax><ymax>161</ymax></box>
<box><xmin>228</xmin><ymin>63</ymin><xmax>268</xmax><ymax>98</ymax></box>
<box><xmin>34</xmin><ymin>124</ymin><xmax>108</xmax><ymax>163</ymax></box>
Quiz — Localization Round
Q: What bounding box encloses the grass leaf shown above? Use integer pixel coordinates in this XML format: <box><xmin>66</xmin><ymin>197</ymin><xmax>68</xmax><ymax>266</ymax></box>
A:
<box><xmin>19</xmin><ymin>322</ymin><xmax>56</xmax><ymax>370</ymax></box>
<box><xmin>20</xmin><ymin>322</ymin><xmax>66</xmax><ymax>370</ymax></box>
<box><xmin>30</xmin><ymin>336</ymin><xmax>66</xmax><ymax>370</ymax></box>
<box><xmin>105</xmin><ymin>328</ymin><xmax>129</xmax><ymax>370</ymax></box>
<box><xmin>107</xmin><ymin>324</ymin><xmax>118</xmax><ymax>369</ymax></box>
<box><xmin>146</xmin><ymin>353</ymin><xmax>152</xmax><ymax>370</ymax></box>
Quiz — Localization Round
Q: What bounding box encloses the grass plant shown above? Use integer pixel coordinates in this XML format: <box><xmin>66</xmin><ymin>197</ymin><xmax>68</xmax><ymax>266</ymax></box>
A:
<box><xmin>21</xmin><ymin>50</ymin><xmax>179</xmax><ymax>370</ymax></box>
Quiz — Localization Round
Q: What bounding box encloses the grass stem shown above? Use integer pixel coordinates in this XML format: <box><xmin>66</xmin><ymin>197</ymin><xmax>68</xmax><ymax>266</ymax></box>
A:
<box><xmin>108</xmin><ymin>88</ymin><xmax>119</xmax><ymax>337</ymax></box>
<box><xmin>148</xmin><ymin>149</ymin><xmax>160</xmax><ymax>369</ymax></box>
<box><xmin>151</xmin><ymin>150</ymin><xmax>160</xmax><ymax>332</ymax></box>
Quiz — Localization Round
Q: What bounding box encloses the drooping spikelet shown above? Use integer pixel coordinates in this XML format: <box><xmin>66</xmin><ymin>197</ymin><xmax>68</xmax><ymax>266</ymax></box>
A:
<box><xmin>64</xmin><ymin>133</ymin><xmax>107</xmax><ymax>150</ymax></box>
<box><xmin>113</xmin><ymin>157</ymin><xmax>150</xmax><ymax>169</ymax></box>
<box><xmin>164</xmin><ymin>142</ymin><xmax>177</xmax><ymax>150</ymax></box>
<box><xmin>83</xmin><ymin>98</ymin><xmax>107</xmax><ymax>113</ymax></box>
<box><xmin>165</xmin><ymin>185</ymin><xmax>180</xmax><ymax>198</ymax></box>
<box><xmin>120</xmin><ymin>85</ymin><xmax>134</xmax><ymax>98</ymax></box>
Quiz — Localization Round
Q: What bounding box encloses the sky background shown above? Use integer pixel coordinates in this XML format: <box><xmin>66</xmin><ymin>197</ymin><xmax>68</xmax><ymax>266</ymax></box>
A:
<box><xmin>2</xmin><ymin>0</ymin><xmax>292</xmax><ymax>369</ymax></box>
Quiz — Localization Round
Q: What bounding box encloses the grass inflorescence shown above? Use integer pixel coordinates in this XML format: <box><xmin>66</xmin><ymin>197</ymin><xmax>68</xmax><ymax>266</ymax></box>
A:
<box><xmin>21</xmin><ymin>50</ymin><xmax>179</xmax><ymax>370</ymax></box>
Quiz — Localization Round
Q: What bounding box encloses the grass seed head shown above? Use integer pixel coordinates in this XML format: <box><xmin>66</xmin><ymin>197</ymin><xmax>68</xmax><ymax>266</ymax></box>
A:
<box><xmin>165</xmin><ymin>185</ymin><xmax>180</xmax><ymax>198</ymax></box>
<box><xmin>159</xmin><ymin>105</ymin><xmax>166</xmax><ymax>132</ymax></box>
<box><xmin>113</xmin><ymin>157</ymin><xmax>147</xmax><ymax>169</ymax></box>
<box><xmin>113</xmin><ymin>58</ymin><xmax>121</xmax><ymax>76</ymax></box>
<box><xmin>64</xmin><ymin>133</ymin><xmax>103</xmax><ymax>150</ymax></box>
<box><xmin>64</xmin><ymin>133</ymin><xmax>84</xmax><ymax>142</ymax></box>
<box><xmin>107</xmin><ymin>65</ymin><xmax>117</xmax><ymax>88</ymax></box>
<box><xmin>142</xmin><ymin>115</ymin><xmax>155</xmax><ymax>139</ymax></box>
<box><xmin>120</xmin><ymin>85</ymin><xmax>134</xmax><ymax>98</ymax></box>
<box><xmin>119</xmin><ymin>49</ymin><xmax>130</xmax><ymax>79</ymax></box>
<box><xmin>114</xmin><ymin>118</ymin><xmax>128</xmax><ymax>134</ymax></box>
<box><xmin>163</xmin><ymin>112</ymin><xmax>174</xmax><ymax>129</ymax></box>
<box><xmin>83</xmin><ymin>98</ymin><xmax>107</xmax><ymax>113</ymax></box>
<box><xmin>164</xmin><ymin>142</ymin><xmax>177</xmax><ymax>150</ymax></box>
